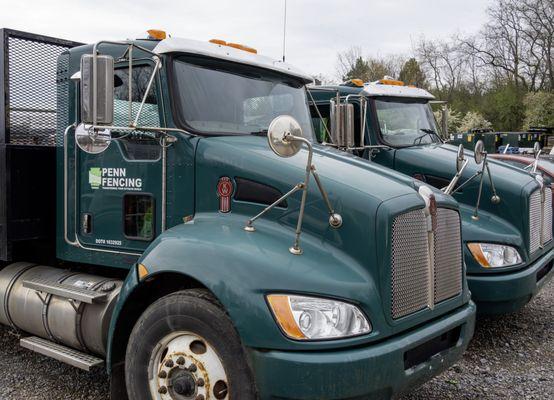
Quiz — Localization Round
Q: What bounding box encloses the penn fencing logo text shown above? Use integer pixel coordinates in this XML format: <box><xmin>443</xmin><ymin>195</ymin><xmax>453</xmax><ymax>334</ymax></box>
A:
<box><xmin>89</xmin><ymin>168</ymin><xmax>143</xmax><ymax>191</ymax></box>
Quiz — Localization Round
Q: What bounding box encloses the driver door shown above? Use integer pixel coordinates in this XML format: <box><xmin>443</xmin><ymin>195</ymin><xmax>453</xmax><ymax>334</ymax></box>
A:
<box><xmin>76</xmin><ymin>62</ymin><xmax>164</xmax><ymax>254</ymax></box>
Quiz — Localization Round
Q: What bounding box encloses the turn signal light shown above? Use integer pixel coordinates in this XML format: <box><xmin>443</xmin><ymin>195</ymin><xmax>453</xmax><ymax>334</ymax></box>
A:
<box><xmin>137</xmin><ymin>263</ymin><xmax>150</xmax><ymax>280</ymax></box>
<box><xmin>147</xmin><ymin>29</ymin><xmax>167</xmax><ymax>40</ymax></box>
<box><xmin>209</xmin><ymin>39</ymin><xmax>257</xmax><ymax>54</ymax></box>
<box><xmin>227</xmin><ymin>42</ymin><xmax>258</xmax><ymax>54</ymax></box>
<box><xmin>378</xmin><ymin>79</ymin><xmax>404</xmax><ymax>86</ymax></box>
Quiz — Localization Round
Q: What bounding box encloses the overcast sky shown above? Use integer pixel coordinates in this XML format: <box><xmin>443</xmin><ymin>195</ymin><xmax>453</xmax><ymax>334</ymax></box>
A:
<box><xmin>1</xmin><ymin>0</ymin><xmax>492</xmax><ymax>78</ymax></box>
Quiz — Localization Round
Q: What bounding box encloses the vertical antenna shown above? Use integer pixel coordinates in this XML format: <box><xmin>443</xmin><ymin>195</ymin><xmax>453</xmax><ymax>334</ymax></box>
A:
<box><xmin>282</xmin><ymin>0</ymin><xmax>287</xmax><ymax>62</ymax></box>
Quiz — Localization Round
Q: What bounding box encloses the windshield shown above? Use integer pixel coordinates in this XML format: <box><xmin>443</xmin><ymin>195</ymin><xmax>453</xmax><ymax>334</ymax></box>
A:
<box><xmin>171</xmin><ymin>56</ymin><xmax>314</xmax><ymax>139</ymax></box>
<box><xmin>374</xmin><ymin>99</ymin><xmax>440</xmax><ymax>146</ymax></box>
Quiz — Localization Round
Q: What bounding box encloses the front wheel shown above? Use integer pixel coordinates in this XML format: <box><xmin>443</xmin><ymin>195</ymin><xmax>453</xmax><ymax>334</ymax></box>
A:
<box><xmin>125</xmin><ymin>289</ymin><xmax>257</xmax><ymax>400</ymax></box>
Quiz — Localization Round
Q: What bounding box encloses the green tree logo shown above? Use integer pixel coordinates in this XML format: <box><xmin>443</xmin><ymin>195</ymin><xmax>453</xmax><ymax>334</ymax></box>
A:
<box><xmin>89</xmin><ymin>168</ymin><xmax>102</xmax><ymax>189</ymax></box>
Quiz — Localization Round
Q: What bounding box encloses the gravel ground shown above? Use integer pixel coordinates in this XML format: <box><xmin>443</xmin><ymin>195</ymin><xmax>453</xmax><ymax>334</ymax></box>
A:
<box><xmin>0</xmin><ymin>280</ymin><xmax>552</xmax><ymax>400</ymax></box>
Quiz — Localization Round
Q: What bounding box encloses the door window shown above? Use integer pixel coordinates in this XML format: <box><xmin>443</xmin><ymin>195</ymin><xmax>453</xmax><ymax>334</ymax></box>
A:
<box><xmin>114</xmin><ymin>64</ymin><xmax>162</xmax><ymax>160</ymax></box>
<box><xmin>124</xmin><ymin>194</ymin><xmax>155</xmax><ymax>240</ymax></box>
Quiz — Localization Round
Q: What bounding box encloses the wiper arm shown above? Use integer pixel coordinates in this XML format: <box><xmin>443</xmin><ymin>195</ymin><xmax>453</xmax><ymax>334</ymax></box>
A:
<box><xmin>250</xmin><ymin>129</ymin><xmax>268</xmax><ymax>136</ymax></box>
<box><xmin>412</xmin><ymin>129</ymin><xmax>440</xmax><ymax>145</ymax></box>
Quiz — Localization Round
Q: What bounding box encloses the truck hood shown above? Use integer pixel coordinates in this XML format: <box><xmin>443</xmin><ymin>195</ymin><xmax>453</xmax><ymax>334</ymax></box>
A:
<box><xmin>198</xmin><ymin>135</ymin><xmax>426</xmax><ymax>202</ymax></box>
<box><xmin>393</xmin><ymin>143</ymin><xmax>545</xmax><ymax>261</ymax></box>
<box><xmin>192</xmin><ymin>135</ymin><xmax>465</xmax><ymax>336</ymax></box>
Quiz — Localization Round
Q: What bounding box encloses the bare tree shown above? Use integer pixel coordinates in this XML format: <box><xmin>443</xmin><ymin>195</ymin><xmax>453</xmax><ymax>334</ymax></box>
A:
<box><xmin>415</xmin><ymin>37</ymin><xmax>466</xmax><ymax>99</ymax></box>
<box><xmin>460</xmin><ymin>0</ymin><xmax>553</xmax><ymax>92</ymax></box>
<box><xmin>335</xmin><ymin>47</ymin><xmax>364</xmax><ymax>81</ymax></box>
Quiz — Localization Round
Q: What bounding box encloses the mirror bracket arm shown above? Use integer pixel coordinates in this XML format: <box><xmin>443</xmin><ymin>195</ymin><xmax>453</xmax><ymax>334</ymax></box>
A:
<box><xmin>310</xmin><ymin>165</ymin><xmax>342</xmax><ymax>228</ymax></box>
<box><xmin>444</xmin><ymin>158</ymin><xmax>470</xmax><ymax>195</ymax></box>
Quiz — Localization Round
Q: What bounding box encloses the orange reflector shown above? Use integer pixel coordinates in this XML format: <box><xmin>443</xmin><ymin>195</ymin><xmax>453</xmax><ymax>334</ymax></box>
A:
<box><xmin>226</xmin><ymin>42</ymin><xmax>258</xmax><ymax>54</ymax></box>
<box><xmin>209</xmin><ymin>39</ymin><xmax>227</xmax><ymax>46</ymax></box>
<box><xmin>467</xmin><ymin>243</ymin><xmax>490</xmax><ymax>268</ymax></box>
<box><xmin>350</xmin><ymin>79</ymin><xmax>364</xmax><ymax>87</ymax></box>
<box><xmin>147</xmin><ymin>29</ymin><xmax>167</xmax><ymax>40</ymax></box>
<box><xmin>378</xmin><ymin>79</ymin><xmax>405</xmax><ymax>86</ymax></box>
<box><xmin>138</xmin><ymin>263</ymin><xmax>150</xmax><ymax>280</ymax></box>
<box><xmin>267</xmin><ymin>295</ymin><xmax>306</xmax><ymax>340</ymax></box>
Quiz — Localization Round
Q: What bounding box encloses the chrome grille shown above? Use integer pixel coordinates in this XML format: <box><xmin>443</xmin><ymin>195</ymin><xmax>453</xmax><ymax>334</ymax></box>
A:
<box><xmin>391</xmin><ymin>209</ymin><xmax>430</xmax><ymax>319</ymax></box>
<box><xmin>434</xmin><ymin>209</ymin><xmax>463</xmax><ymax>303</ymax></box>
<box><xmin>529</xmin><ymin>189</ymin><xmax>552</xmax><ymax>253</ymax></box>
<box><xmin>543</xmin><ymin>189</ymin><xmax>553</xmax><ymax>244</ymax></box>
<box><xmin>391</xmin><ymin>207</ymin><xmax>463</xmax><ymax>319</ymax></box>
<box><xmin>530</xmin><ymin>190</ymin><xmax>542</xmax><ymax>254</ymax></box>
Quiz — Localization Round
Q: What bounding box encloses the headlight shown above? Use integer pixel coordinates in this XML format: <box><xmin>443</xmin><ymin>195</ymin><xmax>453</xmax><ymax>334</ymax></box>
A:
<box><xmin>267</xmin><ymin>294</ymin><xmax>371</xmax><ymax>340</ymax></box>
<box><xmin>468</xmin><ymin>243</ymin><xmax>522</xmax><ymax>268</ymax></box>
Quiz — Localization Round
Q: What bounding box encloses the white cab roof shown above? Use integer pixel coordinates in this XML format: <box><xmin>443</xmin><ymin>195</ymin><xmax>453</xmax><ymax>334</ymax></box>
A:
<box><xmin>362</xmin><ymin>82</ymin><xmax>435</xmax><ymax>100</ymax></box>
<box><xmin>154</xmin><ymin>37</ymin><xmax>313</xmax><ymax>83</ymax></box>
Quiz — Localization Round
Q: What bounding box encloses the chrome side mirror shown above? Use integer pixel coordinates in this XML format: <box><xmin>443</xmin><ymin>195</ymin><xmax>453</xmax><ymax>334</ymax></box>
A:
<box><xmin>456</xmin><ymin>144</ymin><xmax>465</xmax><ymax>172</ymax></box>
<box><xmin>75</xmin><ymin>123</ymin><xmax>111</xmax><ymax>154</ymax></box>
<box><xmin>532</xmin><ymin>142</ymin><xmax>542</xmax><ymax>173</ymax></box>
<box><xmin>80</xmin><ymin>54</ymin><xmax>114</xmax><ymax>125</ymax></box>
<box><xmin>444</xmin><ymin>144</ymin><xmax>469</xmax><ymax>195</ymax></box>
<box><xmin>245</xmin><ymin>116</ymin><xmax>342</xmax><ymax>255</ymax></box>
<box><xmin>474</xmin><ymin>140</ymin><xmax>485</xmax><ymax>164</ymax></box>
<box><xmin>533</xmin><ymin>142</ymin><xmax>541</xmax><ymax>157</ymax></box>
<box><xmin>267</xmin><ymin>116</ymin><xmax>303</xmax><ymax>157</ymax></box>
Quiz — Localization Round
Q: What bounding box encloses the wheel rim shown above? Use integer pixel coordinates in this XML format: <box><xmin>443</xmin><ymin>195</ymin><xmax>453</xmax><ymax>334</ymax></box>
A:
<box><xmin>148</xmin><ymin>332</ymin><xmax>229</xmax><ymax>400</ymax></box>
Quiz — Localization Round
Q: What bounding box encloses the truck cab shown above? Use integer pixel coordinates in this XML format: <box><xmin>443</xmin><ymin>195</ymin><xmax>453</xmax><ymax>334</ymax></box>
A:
<box><xmin>309</xmin><ymin>80</ymin><xmax>554</xmax><ymax>315</ymax></box>
<box><xmin>0</xmin><ymin>29</ymin><xmax>475</xmax><ymax>400</ymax></box>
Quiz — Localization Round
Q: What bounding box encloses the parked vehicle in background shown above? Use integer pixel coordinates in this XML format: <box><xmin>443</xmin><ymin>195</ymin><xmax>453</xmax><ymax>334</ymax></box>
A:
<box><xmin>490</xmin><ymin>153</ymin><xmax>554</xmax><ymax>188</ymax></box>
<box><xmin>0</xmin><ymin>29</ymin><xmax>475</xmax><ymax>400</ymax></box>
<box><xmin>309</xmin><ymin>79</ymin><xmax>554</xmax><ymax>315</ymax></box>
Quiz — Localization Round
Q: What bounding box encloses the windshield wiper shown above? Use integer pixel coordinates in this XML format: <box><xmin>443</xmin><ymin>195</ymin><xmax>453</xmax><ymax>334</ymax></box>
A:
<box><xmin>412</xmin><ymin>129</ymin><xmax>441</xmax><ymax>145</ymax></box>
<box><xmin>250</xmin><ymin>129</ymin><xmax>268</xmax><ymax>136</ymax></box>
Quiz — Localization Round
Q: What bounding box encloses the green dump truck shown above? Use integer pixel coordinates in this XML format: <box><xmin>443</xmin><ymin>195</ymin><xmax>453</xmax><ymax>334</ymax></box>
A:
<box><xmin>0</xmin><ymin>29</ymin><xmax>476</xmax><ymax>399</ymax></box>
<box><xmin>309</xmin><ymin>80</ymin><xmax>554</xmax><ymax>316</ymax></box>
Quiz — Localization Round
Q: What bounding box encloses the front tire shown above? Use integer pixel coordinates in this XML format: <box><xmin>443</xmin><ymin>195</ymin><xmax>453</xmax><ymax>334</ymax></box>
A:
<box><xmin>125</xmin><ymin>289</ymin><xmax>257</xmax><ymax>400</ymax></box>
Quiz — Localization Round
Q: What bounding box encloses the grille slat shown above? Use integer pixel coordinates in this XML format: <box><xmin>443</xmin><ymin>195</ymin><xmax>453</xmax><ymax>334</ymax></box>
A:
<box><xmin>391</xmin><ymin>207</ymin><xmax>463</xmax><ymax>320</ymax></box>
<box><xmin>391</xmin><ymin>209</ymin><xmax>430</xmax><ymax>319</ymax></box>
<box><xmin>530</xmin><ymin>190</ymin><xmax>542</xmax><ymax>253</ymax></box>
<box><xmin>543</xmin><ymin>189</ymin><xmax>552</xmax><ymax>244</ymax></box>
<box><xmin>529</xmin><ymin>189</ymin><xmax>552</xmax><ymax>253</ymax></box>
<box><xmin>434</xmin><ymin>209</ymin><xmax>463</xmax><ymax>303</ymax></box>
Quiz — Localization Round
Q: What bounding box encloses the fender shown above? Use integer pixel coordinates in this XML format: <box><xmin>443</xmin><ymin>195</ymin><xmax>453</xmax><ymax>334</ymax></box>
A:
<box><xmin>459</xmin><ymin>204</ymin><xmax>526</xmax><ymax>274</ymax></box>
<box><xmin>106</xmin><ymin>212</ymin><xmax>385</xmax><ymax>368</ymax></box>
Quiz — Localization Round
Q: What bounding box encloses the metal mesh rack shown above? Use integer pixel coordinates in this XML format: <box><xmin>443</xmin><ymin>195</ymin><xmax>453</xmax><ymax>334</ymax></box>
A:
<box><xmin>1</xmin><ymin>29</ymin><xmax>82</xmax><ymax>146</ymax></box>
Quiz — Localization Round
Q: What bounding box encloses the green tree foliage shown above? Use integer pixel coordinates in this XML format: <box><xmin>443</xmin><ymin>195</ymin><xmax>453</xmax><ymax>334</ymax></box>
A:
<box><xmin>523</xmin><ymin>92</ymin><xmax>554</xmax><ymax>129</ymax></box>
<box><xmin>480</xmin><ymin>82</ymin><xmax>525</xmax><ymax>131</ymax></box>
<box><xmin>459</xmin><ymin>111</ymin><xmax>493</xmax><ymax>132</ymax></box>
<box><xmin>434</xmin><ymin>106</ymin><xmax>463</xmax><ymax>133</ymax></box>
<box><xmin>399</xmin><ymin>58</ymin><xmax>427</xmax><ymax>88</ymax></box>
<box><xmin>343</xmin><ymin>57</ymin><xmax>372</xmax><ymax>82</ymax></box>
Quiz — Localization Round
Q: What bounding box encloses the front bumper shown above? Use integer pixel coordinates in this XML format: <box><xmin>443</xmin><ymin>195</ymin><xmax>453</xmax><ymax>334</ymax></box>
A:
<box><xmin>248</xmin><ymin>301</ymin><xmax>476</xmax><ymax>400</ymax></box>
<box><xmin>468</xmin><ymin>248</ymin><xmax>554</xmax><ymax>314</ymax></box>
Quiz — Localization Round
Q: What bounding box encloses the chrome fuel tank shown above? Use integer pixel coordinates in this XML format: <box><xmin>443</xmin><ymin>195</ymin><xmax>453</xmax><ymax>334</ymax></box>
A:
<box><xmin>0</xmin><ymin>262</ymin><xmax>121</xmax><ymax>356</ymax></box>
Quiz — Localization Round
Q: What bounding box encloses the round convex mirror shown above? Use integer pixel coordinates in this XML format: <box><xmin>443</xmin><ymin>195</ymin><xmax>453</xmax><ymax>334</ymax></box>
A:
<box><xmin>456</xmin><ymin>144</ymin><xmax>465</xmax><ymax>172</ymax></box>
<box><xmin>267</xmin><ymin>115</ymin><xmax>303</xmax><ymax>158</ymax></box>
<box><xmin>533</xmin><ymin>141</ymin><xmax>541</xmax><ymax>156</ymax></box>
<box><xmin>474</xmin><ymin>140</ymin><xmax>485</xmax><ymax>164</ymax></box>
<box><xmin>75</xmin><ymin>123</ymin><xmax>111</xmax><ymax>154</ymax></box>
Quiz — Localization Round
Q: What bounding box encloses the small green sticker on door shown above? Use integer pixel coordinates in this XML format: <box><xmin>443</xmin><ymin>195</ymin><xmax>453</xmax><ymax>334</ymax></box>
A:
<box><xmin>89</xmin><ymin>168</ymin><xmax>102</xmax><ymax>189</ymax></box>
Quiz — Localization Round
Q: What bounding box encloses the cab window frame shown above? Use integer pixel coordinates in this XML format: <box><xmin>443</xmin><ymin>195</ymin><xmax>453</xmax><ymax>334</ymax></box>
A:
<box><xmin>112</xmin><ymin>59</ymin><xmax>166</xmax><ymax>162</ymax></box>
